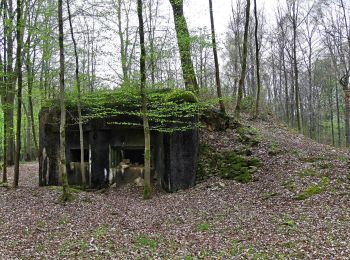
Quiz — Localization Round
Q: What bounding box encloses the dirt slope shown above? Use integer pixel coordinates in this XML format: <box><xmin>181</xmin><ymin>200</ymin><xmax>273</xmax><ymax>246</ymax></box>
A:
<box><xmin>0</xmin><ymin>117</ymin><xmax>349</xmax><ymax>259</ymax></box>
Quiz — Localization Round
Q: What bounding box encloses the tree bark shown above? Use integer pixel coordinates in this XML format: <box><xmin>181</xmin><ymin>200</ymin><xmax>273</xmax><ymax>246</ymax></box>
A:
<box><xmin>67</xmin><ymin>0</ymin><xmax>86</xmax><ymax>188</ymax></box>
<box><xmin>4</xmin><ymin>0</ymin><xmax>15</xmax><ymax>166</ymax></box>
<box><xmin>13</xmin><ymin>0</ymin><xmax>24</xmax><ymax>188</ymax></box>
<box><xmin>169</xmin><ymin>0</ymin><xmax>198</xmax><ymax>93</ymax></box>
<box><xmin>253</xmin><ymin>0</ymin><xmax>261</xmax><ymax>118</ymax></box>
<box><xmin>58</xmin><ymin>0</ymin><xmax>71</xmax><ymax>201</ymax></box>
<box><xmin>234</xmin><ymin>0</ymin><xmax>250</xmax><ymax>118</ymax></box>
<box><xmin>137</xmin><ymin>0</ymin><xmax>151</xmax><ymax>199</ymax></box>
<box><xmin>209</xmin><ymin>0</ymin><xmax>225</xmax><ymax>113</ymax></box>
<box><xmin>292</xmin><ymin>2</ymin><xmax>302</xmax><ymax>132</ymax></box>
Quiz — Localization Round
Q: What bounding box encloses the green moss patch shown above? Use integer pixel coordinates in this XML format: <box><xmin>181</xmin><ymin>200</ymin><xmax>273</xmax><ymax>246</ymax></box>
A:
<box><xmin>295</xmin><ymin>177</ymin><xmax>330</xmax><ymax>200</ymax></box>
<box><xmin>134</xmin><ymin>235</ymin><xmax>158</xmax><ymax>251</ymax></box>
<box><xmin>198</xmin><ymin>144</ymin><xmax>262</xmax><ymax>183</ymax></box>
<box><xmin>237</xmin><ymin>126</ymin><xmax>261</xmax><ymax>147</ymax></box>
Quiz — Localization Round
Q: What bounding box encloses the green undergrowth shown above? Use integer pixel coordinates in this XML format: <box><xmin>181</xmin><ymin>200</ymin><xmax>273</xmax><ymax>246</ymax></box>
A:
<box><xmin>268</xmin><ymin>141</ymin><xmax>284</xmax><ymax>156</ymax></box>
<box><xmin>134</xmin><ymin>235</ymin><xmax>158</xmax><ymax>251</ymax></box>
<box><xmin>198</xmin><ymin>144</ymin><xmax>262</xmax><ymax>183</ymax></box>
<box><xmin>237</xmin><ymin>126</ymin><xmax>262</xmax><ymax>147</ymax></box>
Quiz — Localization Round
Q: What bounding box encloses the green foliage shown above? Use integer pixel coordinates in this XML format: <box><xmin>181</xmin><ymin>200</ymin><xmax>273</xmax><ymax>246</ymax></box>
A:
<box><xmin>268</xmin><ymin>141</ymin><xmax>282</xmax><ymax>156</ymax></box>
<box><xmin>198</xmin><ymin>144</ymin><xmax>262</xmax><ymax>183</ymax></box>
<box><xmin>240</xmin><ymin>96</ymin><xmax>255</xmax><ymax>111</ymax></box>
<box><xmin>164</xmin><ymin>89</ymin><xmax>198</xmax><ymax>103</ymax></box>
<box><xmin>43</xmin><ymin>88</ymin><xmax>203</xmax><ymax>133</ymax></box>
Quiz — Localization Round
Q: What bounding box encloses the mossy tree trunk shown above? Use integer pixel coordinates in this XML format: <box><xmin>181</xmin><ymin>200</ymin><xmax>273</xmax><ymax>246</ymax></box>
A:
<box><xmin>169</xmin><ymin>0</ymin><xmax>198</xmax><ymax>93</ymax></box>
<box><xmin>137</xmin><ymin>0</ymin><xmax>151</xmax><ymax>199</ymax></box>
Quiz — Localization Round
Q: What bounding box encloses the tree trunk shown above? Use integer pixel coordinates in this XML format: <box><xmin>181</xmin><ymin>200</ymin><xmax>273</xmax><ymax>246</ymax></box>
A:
<box><xmin>4</xmin><ymin>0</ymin><xmax>15</xmax><ymax>166</ymax></box>
<box><xmin>13</xmin><ymin>0</ymin><xmax>24</xmax><ymax>188</ymax></box>
<box><xmin>67</xmin><ymin>0</ymin><xmax>86</xmax><ymax>188</ymax></box>
<box><xmin>253</xmin><ymin>0</ymin><xmax>261</xmax><ymax>118</ymax></box>
<box><xmin>335</xmin><ymin>82</ymin><xmax>341</xmax><ymax>146</ymax></box>
<box><xmin>209</xmin><ymin>0</ymin><xmax>225</xmax><ymax>114</ymax></box>
<box><xmin>58</xmin><ymin>0</ymin><xmax>71</xmax><ymax>201</ymax></box>
<box><xmin>137</xmin><ymin>0</ymin><xmax>151</xmax><ymax>200</ymax></box>
<box><xmin>292</xmin><ymin>2</ymin><xmax>302</xmax><ymax>132</ymax></box>
<box><xmin>169</xmin><ymin>0</ymin><xmax>198</xmax><ymax>93</ymax></box>
<box><xmin>342</xmin><ymin>85</ymin><xmax>350</xmax><ymax>147</ymax></box>
<box><xmin>329</xmin><ymin>87</ymin><xmax>335</xmax><ymax>146</ymax></box>
<box><xmin>234</xmin><ymin>0</ymin><xmax>250</xmax><ymax>118</ymax></box>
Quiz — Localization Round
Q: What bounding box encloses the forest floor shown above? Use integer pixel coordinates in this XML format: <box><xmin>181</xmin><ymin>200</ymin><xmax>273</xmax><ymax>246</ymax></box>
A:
<box><xmin>1</xmin><ymin>116</ymin><xmax>350</xmax><ymax>259</ymax></box>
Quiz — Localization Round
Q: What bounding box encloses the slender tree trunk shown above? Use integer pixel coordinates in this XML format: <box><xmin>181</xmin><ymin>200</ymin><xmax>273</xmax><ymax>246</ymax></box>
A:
<box><xmin>137</xmin><ymin>0</ymin><xmax>151</xmax><ymax>199</ymax></box>
<box><xmin>169</xmin><ymin>0</ymin><xmax>198</xmax><ymax>93</ymax></box>
<box><xmin>335</xmin><ymin>82</ymin><xmax>341</xmax><ymax>146</ymax></box>
<box><xmin>26</xmin><ymin>43</ymin><xmax>38</xmax><ymax>154</ymax></box>
<box><xmin>341</xmin><ymin>81</ymin><xmax>350</xmax><ymax>147</ymax></box>
<box><xmin>13</xmin><ymin>0</ymin><xmax>24</xmax><ymax>188</ymax></box>
<box><xmin>282</xmin><ymin>50</ymin><xmax>289</xmax><ymax>125</ymax></box>
<box><xmin>5</xmin><ymin>0</ymin><xmax>15</xmax><ymax>166</ymax></box>
<box><xmin>292</xmin><ymin>2</ymin><xmax>301</xmax><ymax>132</ymax></box>
<box><xmin>58</xmin><ymin>0</ymin><xmax>71</xmax><ymax>201</ymax></box>
<box><xmin>117</xmin><ymin>0</ymin><xmax>128</xmax><ymax>83</ymax></box>
<box><xmin>67</xmin><ymin>0</ymin><xmax>86</xmax><ymax>188</ymax></box>
<box><xmin>253</xmin><ymin>0</ymin><xmax>261</xmax><ymax>118</ymax></box>
<box><xmin>2</xmin><ymin>112</ymin><xmax>7</xmax><ymax>183</ymax></box>
<box><xmin>234</xmin><ymin>0</ymin><xmax>250</xmax><ymax>118</ymax></box>
<box><xmin>329</xmin><ymin>87</ymin><xmax>335</xmax><ymax>146</ymax></box>
<box><xmin>209</xmin><ymin>0</ymin><xmax>225</xmax><ymax>113</ymax></box>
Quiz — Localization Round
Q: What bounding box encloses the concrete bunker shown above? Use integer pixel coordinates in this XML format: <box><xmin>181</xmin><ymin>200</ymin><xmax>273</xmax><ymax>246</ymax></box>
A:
<box><xmin>38</xmin><ymin>89</ymin><xmax>199</xmax><ymax>192</ymax></box>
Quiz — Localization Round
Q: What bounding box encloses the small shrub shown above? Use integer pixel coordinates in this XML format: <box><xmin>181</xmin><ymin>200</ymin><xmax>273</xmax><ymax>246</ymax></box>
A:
<box><xmin>241</xmin><ymin>96</ymin><xmax>255</xmax><ymax>112</ymax></box>
<box><xmin>268</xmin><ymin>141</ymin><xmax>282</xmax><ymax>156</ymax></box>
